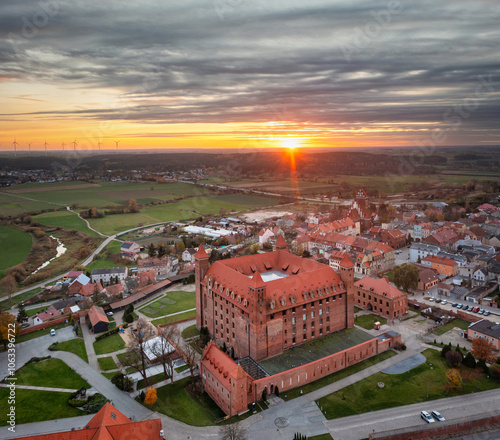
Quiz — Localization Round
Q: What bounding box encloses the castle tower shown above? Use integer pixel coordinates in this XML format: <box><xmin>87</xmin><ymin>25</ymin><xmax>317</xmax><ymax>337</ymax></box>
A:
<box><xmin>194</xmin><ymin>245</ymin><xmax>210</xmax><ymax>329</ymax></box>
<box><xmin>274</xmin><ymin>234</ymin><xmax>288</xmax><ymax>252</ymax></box>
<box><xmin>339</xmin><ymin>254</ymin><xmax>355</xmax><ymax>328</ymax></box>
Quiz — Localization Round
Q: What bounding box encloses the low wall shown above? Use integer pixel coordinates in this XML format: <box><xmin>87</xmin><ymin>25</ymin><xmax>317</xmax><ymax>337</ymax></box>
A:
<box><xmin>18</xmin><ymin>310</ymin><xmax>88</xmax><ymax>335</ymax></box>
<box><xmin>371</xmin><ymin>410</ymin><xmax>500</xmax><ymax>440</ymax></box>
<box><xmin>408</xmin><ymin>300</ymin><xmax>482</xmax><ymax>324</ymax></box>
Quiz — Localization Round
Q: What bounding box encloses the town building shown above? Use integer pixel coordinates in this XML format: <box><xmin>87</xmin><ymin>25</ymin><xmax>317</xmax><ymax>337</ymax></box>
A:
<box><xmin>348</xmin><ymin>188</ymin><xmax>375</xmax><ymax>232</ymax></box>
<box><xmin>182</xmin><ymin>248</ymin><xmax>198</xmax><ymax>262</ymax></box>
<box><xmin>138</xmin><ymin>257</ymin><xmax>173</xmax><ymax>277</ymax></box>
<box><xmin>354</xmin><ymin>277</ymin><xmax>408</xmax><ymax>318</ymax></box>
<box><xmin>409</xmin><ymin>242</ymin><xmax>441</xmax><ymax>263</ymax></box>
<box><xmin>421</xmin><ymin>255</ymin><xmax>459</xmax><ymax>277</ymax></box>
<box><xmin>91</xmin><ymin>267</ymin><xmax>128</xmax><ymax>284</ymax></box>
<box><xmin>88</xmin><ymin>305</ymin><xmax>110</xmax><ymax>333</ymax></box>
<box><xmin>467</xmin><ymin>320</ymin><xmax>500</xmax><ymax>351</ymax></box>
<box><xmin>418</xmin><ymin>268</ymin><xmax>439</xmax><ymax>291</ymax></box>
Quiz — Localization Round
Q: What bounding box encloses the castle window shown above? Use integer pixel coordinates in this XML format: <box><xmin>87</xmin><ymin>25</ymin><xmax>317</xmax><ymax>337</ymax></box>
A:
<box><xmin>303</xmin><ymin>314</ymin><xmax>306</xmax><ymax>321</ymax></box>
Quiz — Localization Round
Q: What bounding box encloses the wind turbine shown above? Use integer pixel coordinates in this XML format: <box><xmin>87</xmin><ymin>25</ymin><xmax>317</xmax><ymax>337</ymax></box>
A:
<box><xmin>97</xmin><ymin>141</ymin><xmax>102</xmax><ymax>154</ymax></box>
<box><xmin>44</xmin><ymin>140</ymin><xmax>48</xmax><ymax>154</ymax></box>
<box><xmin>114</xmin><ymin>140</ymin><xmax>120</xmax><ymax>152</ymax></box>
<box><xmin>28</xmin><ymin>142</ymin><xmax>31</xmax><ymax>152</ymax></box>
<box><xmin>72</xmin><ymin>138</ymin><xmax>78</xmax><ymax>151</ymax></box>
<box><xmin>61</xmin><ymin>141</ymin><xmax>65</xmax><ymax>151</ymax></box>
<box><xmin>13</xmin><ymin>139</ymin><xmax>18</xmax><ymax>156</ymax></box>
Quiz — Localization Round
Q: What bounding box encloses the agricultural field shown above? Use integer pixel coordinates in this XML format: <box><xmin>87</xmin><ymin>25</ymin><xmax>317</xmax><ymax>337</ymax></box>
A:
<box><xmin>33</xmin><ymin>210</ymin><xmax>102</xmax><ymax>237</ymax></box>
<box><xmin>139</xmin><ymin>291</ymin><xmax>196</xmax><ymax>318</ymax></box>
<box><xmin>84</xmin><ymin>240</ymin><xmax>131</xmax><ymax>273</ymax></box>
<box><xmin>0</xmin><ymin>225</ymin><xmax>32</xmax><ymax>280</ymax></box>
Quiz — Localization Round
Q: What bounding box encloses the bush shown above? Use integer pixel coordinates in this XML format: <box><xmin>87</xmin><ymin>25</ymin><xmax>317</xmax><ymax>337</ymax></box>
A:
<box><xmin>446</xmin><ymin>350</ymin><xmax>462</xmax><ymax>368</ymax></box>
<box><xmin>462</xmin><ymin>352</ymin><xmax>477</xmax><ymax>368</ymax></box>
<box><xmin>111</xmin><ymin>373</ymin><xmax>132</xmax><ymax>391</ymax></box>
<box><xmin>489</xmin><ymin>363</ymin><xmax>500</xmax><ymax>380</ymax></box>
<box><xmin>139</xmin><ymin>390</ymin><xmax>146</xmax><ymax>402</ymax></box>
<box><xmin>95</xmin><ymin>327</ymin><xmax>120</xmax><ymax>341</ymax></box>
<box><xmin>48</xmin><ymin>342</ymin><xmax>59</xmax><ymax>351</ymax></box>
<box><xmin>441</xmin><ymin>343</ymin><xmax>452</xmax><ymax>358</ymax></box>
<box><xmin>123</xmin><ymin>313</ymin><xmax>134</xmax><ymax>324</ymax></box>
<box><xmin>477</xmin><ymin>359</ymin><xmax>488</xmax><ymax>373</ymax></box>
<box><xmin>26</xmin><ymin>356</ymin><xmax>51</xmax><ymax>365</ymax></box>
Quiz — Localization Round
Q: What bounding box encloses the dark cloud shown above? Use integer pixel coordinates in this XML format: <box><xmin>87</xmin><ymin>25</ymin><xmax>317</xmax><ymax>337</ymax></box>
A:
<box><xmin>1</xmin><ymin>0</ymin><xmax>499</xmax><ymax>144</ymax></box>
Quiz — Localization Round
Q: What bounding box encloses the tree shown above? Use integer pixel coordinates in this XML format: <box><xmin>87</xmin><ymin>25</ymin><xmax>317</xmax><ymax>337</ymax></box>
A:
<box><xmin>0</xmin><ymin>275</ymin><xmax>17</xmax><ymax>297</ymax></box>
<box><xmin>219</xmin><ymin>421</ymin><xmax>248</xmax><ymax>440</ymax></box>
<box><xmin>150</xmin><ymin>324</ymin><xmax>180</xmax><ymax>384</ymax></box>
<box><xmin>446</xmin><ymin>368</ymin><xmax>462</xmax><ymax>390</ymax></box>
<box><xmin>471</xmin><ymin>337</ymin><xmax>497</xmax><ymax>363</ymax></box>
<box><xmin>393</xmin><ymin>264</ymin><xmax>419</xmax><ymax>292</ymax></box>
<box><xmin>441</xmin><ymin>343</ymin><xmax>452</xmax><ymax>359</ymax></box>
<box><xmin>0</xmin><ymin>312</ymin><xmax>20</xmax><ymax>349</ymax></box>
<box><xmin>16</xmin><ymin>304</ymin><xmax>28</xmax><ymax>324</ymax></box>
<box><xmin>489</xmin><ymin>363</ymin><xmax>500</xmax><ymax>380</ymax></box>
<box><xmin>157</xmin><ymin>243</ymin><xmax>166</xmax><ymax>258</ymax></box>
<box><xmin>148</xmin><ymin>243</ymin><xmax>157</xmax><ymax>258</ymax></box>
<box><xmin>184</xmin><ymin>343</ymin><xmax>198</xmax><ymax>377</ymax></box>
<box><xmin>120</xmin><ymin>319</ymin><xmax>156</xmax><ymax>386</ymax></box>
<box><xmin>144</xmin><ymin>387</ymin><xmax>157</xmax><ymax>405</ymax></box>
<box><xmin>176</xmin><ymin>241</ymin><xmax>185</xmax><ymax>254</ymax></box>
<box><xmin>128</xmin><ymin>199</ymin><xmax>139</xmax><ymax>213</ymax></box>
<box><xmin>462</xmin><ymin>352</ymin><xmax>476</xmax><ymax>368</ymax></box>
<box><xmin>445</xmin><ymin>350</ymin><xmax>462</xmax><ymax>368</ymax></box>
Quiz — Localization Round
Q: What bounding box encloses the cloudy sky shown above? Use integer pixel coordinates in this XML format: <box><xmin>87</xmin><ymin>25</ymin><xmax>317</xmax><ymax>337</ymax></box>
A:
<box><xmin>1</xmin><ymin>0</ymin><xmax>499</xmax><ymax>151</ymax></box>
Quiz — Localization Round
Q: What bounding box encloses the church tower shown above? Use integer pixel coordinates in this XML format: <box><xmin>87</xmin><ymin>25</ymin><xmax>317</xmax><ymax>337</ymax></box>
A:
<box><xmin>339</xmin><ymin>254</ymin><xmax>355</xmax><ymax>328</ymax></box>
<box><xmin>194</xmin><ymin>245</ymin><xmax>210</xmax><ymax>329</ymax></box>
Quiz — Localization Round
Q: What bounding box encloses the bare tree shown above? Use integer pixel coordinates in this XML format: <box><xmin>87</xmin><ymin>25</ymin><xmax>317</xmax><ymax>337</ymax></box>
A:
<box><xmin>121</xmin><ymin>318</ymin><xmax>156</xmax><ymax>386</ymax></box>
<box><xmin>219</xmin><ymin>421</ymin><xmax>248</xmax><ymax>440</ymax></box>
<box><xmin>184</xmin><ymin>342</ymin><xmax>199</xmax><ymax>377</ymax></box>
<box><xmin>150</xmin><ymin>324</ymin><xmax>180</xmax><ymax>384</ymax></box>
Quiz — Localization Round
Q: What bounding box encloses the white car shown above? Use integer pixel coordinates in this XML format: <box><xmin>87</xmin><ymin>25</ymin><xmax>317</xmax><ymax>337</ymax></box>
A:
<box><xmin>106</xmin><ymin>311</ymin><xmax>114</xmax><ymax>316</ymax></box>
<box><xmin>441</xmin><ymin>300</ymin><xmax>447</xmax><ymax>305</ymax></box>
<box><xmin>421</xmin><ymin>411</ymin><xmax>434</xmax><ymax>423</ymax></box>
<box><xmin>431</xmin><ymin>410</ymin><xmax>445</xmax><ymax>422</ymax></box>
<box><xmin>50</xmin><ymin>329</ymin><xmax>56</xmax><ymax>336</ymax></box>
<box><xmin>429</xmin><ymin>297</ymin><xmax>435</xmax><ymax>302</ymax></box>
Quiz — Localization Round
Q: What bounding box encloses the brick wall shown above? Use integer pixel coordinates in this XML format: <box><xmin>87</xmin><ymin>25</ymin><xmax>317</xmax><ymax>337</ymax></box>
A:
<box><xmin>18</xmin><ymin>310</ymin><xmax>88</xmax><ymax>335</ymax></box>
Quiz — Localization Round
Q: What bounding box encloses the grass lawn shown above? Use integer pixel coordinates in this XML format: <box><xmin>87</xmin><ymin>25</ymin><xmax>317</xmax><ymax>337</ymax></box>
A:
<box><xmin>317</xmin><ymin>349</ymin><xmax>500</xmax><ymax>420</ymax></box>
<box><xmin>26</xmin><ymin>306</ymin><xmax>47</xmax><ymax>317</ymax></box>
<box><xmin>15</xmin><ymin>323</ymin><xmax>70</xmax><ymax>344</ymax></box>
<box><xmin>285</xmin><ymin>350</ymin><xmax>396</xmax><ymax>400</ymax></box>
<box><xmin>0</xmin><ymin>388</ymin><xmax>85</xmax><ymax>426</ymax></box>
<box><xmin>175</xmin><ymin>364</ymin><xmax>189</xmax><ymax>374</ymax></box>
<box><xmin>0</xmin><ymin>287</ymin><xmax>41</xmax><ymax>310</ymax></box>
<box><xmin>84</xmin><ymin>240</ymin><xmax>131</xmax><ymax>273</ymax></box>
<box><xmin>310</xmin><ymin>435</ymin><xmax>334</xmax><ymax>440</ymax></box>
<box><xmin>34</xmin><ymin>210</ymin><xmax>102</xmax><ymax>237</ymax></box>
<box><xmin>0</xmin><ymin>225</ymin><xmax>32</xmax><ymax>281</ymax></box>
<box><xmin>353</xmin><ymin>306</ymin><xmax>362</xmax><ymax>313</ymax></box>
<box><xmin>146</xmin><ymin>377</ymin><xmax>225</xmax><ymax>426</ymax></box>
<box><xmin>152</xmin><ymin>310</ymin><xmax>197</xmax><ymax>327</ymax></box>
<box><xmin>137</xmin><ymin>372</ymin><xmax>168</xmax><ymax>390</ymax></box>
<box><xmin>355</xmin><ymin>314</ymin><xmax>387</xmax><ymax>330</ymax></box>
<box><xmin>56</xmin><ymin>338</ymin><xmax>88</xmax><ymax>363</ymax></box>
<box><xmin>434</xmin><ymin>318</ymin><xmax>471</xmax><ymax>336</ymax></box>
<box><xmin>102</xmin><ymin>372</ymin><xmax>118</xmax><ymax>380</ymax></box>
<box><xmin>139</xmin><ymin>291</ymin><xmax>196</xmax><ymax>318</ymax></box>
<box><xmin>181</xmin><ymin>324</ymin><xmax>200</xmax><ymax>340</ymax></box>
<box><xmin>93</xmin><ymin>333</ymin><xmax>126</xmax><ymax>355</ymax></box>
<box><xmin>98</xmin><ymin>356</ymin><xmax>118</xmax><ymax>371</ymax></box>
<box><xmin>16</xmin><ymin>358</ymin><xmax>90</xmax><ymax>389</ymax></box>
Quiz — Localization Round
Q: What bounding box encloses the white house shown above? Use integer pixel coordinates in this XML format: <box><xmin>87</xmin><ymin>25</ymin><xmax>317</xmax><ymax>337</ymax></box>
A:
<box><xmin>409</xmin><ymin>243</ymin><xmax>441</xmax><ymax>263</ymax></box>
<box><xmin>473</xmin><ymin>267</ymin><xmax>489</xmax><ymax>287</ymax></box>
<box><xmin>258</xmin><ymin>228</ymin><xmax>275</xmax><ymax>246</ymax></box>
<box><xmin>91</xmin><ymin>267</ymin><xmax>128</xmax><ymax>284</ymax></box>
<box><xmin>182</xmin><ymin>248</ymin><xmax>198</xmax><ymax>262</ymax></box>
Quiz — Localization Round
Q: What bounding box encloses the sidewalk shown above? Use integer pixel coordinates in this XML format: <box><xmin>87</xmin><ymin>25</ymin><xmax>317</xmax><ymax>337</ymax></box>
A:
<box><xmin>80</xmin><ymin>317</ymin><xmax>100</xmax><ymax>371</ymax></box>
<box><xmin>0</xmin><ymin>384</ymin><xmax>78</xmax><ymax>393</ymax></box>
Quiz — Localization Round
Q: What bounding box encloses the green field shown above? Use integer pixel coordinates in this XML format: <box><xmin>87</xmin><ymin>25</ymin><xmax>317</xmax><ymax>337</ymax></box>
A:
<box><xmin>34</xmin><ymin>210</ymin><xmax>102</xmax><ymax>237</ymax></box>
<box><xmin>16</xmin><ymin>358</ymin><xmax>90</xmax><ymax>389</ymax></box>
<box><xmin>93</xmin><ymin>333</ymin><xmax>126</xmax><ymax>355</ymax></box>
<box><xmin>84</xmin><ymin>240</ymin><xmax>130</xmax><ymax>273</ymax></box>
<box><xmin>139</xmin><ymin>291</ymin><xmax>196</xmax><ymax>318</ymax></box>
<box><xmin>317</xmin><ymin>349</ymin><xmax>499</xmax><ymax>420</ymax></box>
<box><xmin>0</xmin><ymin>225</ymin><xmax>32</xmax><ymax>280</ymax></box>
<box><xmin>0</xmin><ymin>388</ymin><xmax>84</xmax><ymax>426</ymax></box>
<box><xmin>98</xmin><ymin>356</ymin><xmax>118</xmax><ymax>371</ymax></box>
<box><xmin>181</xmin><ymin>324</ymin><xmax>200</xmax><ymax>340</ymax></box>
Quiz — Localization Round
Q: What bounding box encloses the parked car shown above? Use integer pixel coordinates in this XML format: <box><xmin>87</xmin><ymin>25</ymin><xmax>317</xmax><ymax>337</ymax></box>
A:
<box><xmin>451</xmin><ymin>303</ymin><xmax>458</xmax><ymax>307</ymax></box>
<box><xmin>472</xmin><ymin>306</ymin><xmax>480</xmax><ymax>312</ymax></box>
<box><xmin>50</xmin><ymin>329</ymin><xmax>56</xmax><ymax>336</ymax></box>
<box><xmin>478</xmin><ymin>309</ymin><xmax>484</xmax><ymax>315</ymax></box>
<box><xmin>456</xmin><ymin>304</ymin><xmax>463</xmax><ymax>309</ymax></box>
<box><xmin>484</xmin><ymin>311</ymin><xmax>490</xmax><ymax>316</ymax></box>
<box><xmin>421</xmin><ymin>411</ymin><xmax>434</xmax><ymax>423</ymax></box>
<box><xmin>467</xmin><ymin>306</ymin><xmax>474</xmax><ymax>311</ymax></box>
<box><xmin>21</xmin><ymin>323</ymin><xmax>30</xmax><ymax>329</ymax></box>
<box><xmin>429</xmin><ymin>297</ymin><xmax>435</xmax><ymax>302</ymax></box>
<box><xmin>106</xmin><ymin>311</ymin><xmax>114</xmax><ymax>316</ymax></box>
<box><xmin>431</xmin><ymin>410</ymin><xmax>445</xmax><ymax>422</ymax></box>
<box><xmin>441</xmin><ymin>300</ymin><xmax>447</xmax><ymax>305</ymax></box>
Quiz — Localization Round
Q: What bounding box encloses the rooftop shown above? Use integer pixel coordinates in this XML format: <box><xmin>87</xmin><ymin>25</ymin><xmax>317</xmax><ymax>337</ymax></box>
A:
<box><xmin>258</xmin><ymin>327</ymin><xmax>375</xmax><ymax>375</ymax></box>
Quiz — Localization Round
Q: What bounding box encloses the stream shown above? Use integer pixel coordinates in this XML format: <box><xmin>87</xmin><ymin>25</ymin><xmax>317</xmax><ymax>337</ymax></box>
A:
<box><xmin>31</xmin><ymin>235</ymin><xmax>67</xmax><ymax>275</ymax></box>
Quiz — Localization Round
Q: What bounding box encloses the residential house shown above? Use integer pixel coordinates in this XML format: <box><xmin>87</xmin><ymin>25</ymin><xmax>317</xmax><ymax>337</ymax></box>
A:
<box><xmin>33</xmin><ymin>306</ymin><xmax>61</xmax><ymax>326</ymax></box>
<box><xmin>468</xmin><ymin>320</ymin><xmax>500</xmax><ymax>350</ymax></box>
<box><xmin>120</xmin><ymin>241</ymin><xmax>141</xmax><ymax>260</ymax></box>
<box><xmin>418</xmin><ymin>268</ymin><xmax>439</xmax><ymax>291</ymax></box>
<box><xmin>437</xmin><ymin>282</ymin><xmax>453</xmax><ymax>297</ymax></box>
<box><xmin>450</xmin><ymin>286</ymin><xmax>469</xmax><ymax>300</ymax></box>
<box><xmin>421</xmin><ymin>255</ymin><xmax>459</xmax><ymax>277</ymax></box>
<box><xmin>138</xmin><ymin>257</ymin><xmax>171</xmax><ymax>277</ymax></box>
<box><xmin>79</xmin><ymin>282</ymin><xmax>104</xmax><ymax>298</ymax></box>
<box><xmin>91</xmin><ymin>267</ymin><xmax>128</xmax><ymax>284</ymax></box>
<box><xmin>62</xmin><ymin>270</ymin><xmax>83</xmax><ymax>281</ymax></box>
<box><xmin>354</xmin><ymin>277</ymin><xmax>408</xmax><ymax>318</ymax></box>
<box><xmin>182</xmin><ymin>248</ymin><xmax>198</xmax><ymax>262</ymax></box>
<box><xmin>68</xmin><ymin>274</ymin><xmax>91</xmax><ymax>296</ymax></box>
<box><xmin>425</xmin><ymin>229</ymin><xmax>459</xmax><ymax>250</ymax></box>
<box><xmin>409</xmin><ymin>243</ymin><xmax>441</xmax><ymax>263</ymax></box>
<box><xmin>104</xmin><ymin>283</ymin><xmax>124</xmax><ymax>297</ymax></box>
<box><xmin>88</xmin><ymin>305</ymin><xmax>109</xmax><ymax>333</ymax></box>
<box><xmin>473</xmin><ymin>267</ymin><xmax>490</xmax><ymax>287</ymax></box>
<box><xmin>137</xmin><ymin>269</ymin><xmax>157</xmax><ymax>287</ymax></box>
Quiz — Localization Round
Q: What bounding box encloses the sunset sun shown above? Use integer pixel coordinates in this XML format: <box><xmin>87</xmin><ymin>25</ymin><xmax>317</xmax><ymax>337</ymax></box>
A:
<box><xmin>281</xmin><ymin>139</ymin><xmax>300</xmax><ymax>150</ymax></box>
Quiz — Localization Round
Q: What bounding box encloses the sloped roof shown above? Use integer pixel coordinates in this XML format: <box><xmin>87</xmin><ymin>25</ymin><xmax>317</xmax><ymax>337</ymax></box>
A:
<box><xmin>355</xmin><ymin>277</ymin><xmax>406</xmax><ymax>299</ymax></box>
<box><xmin>88</xmin><ymin>305</ymin><xmax>109</xmax><ymax>327</ymax></box>
<box><xmin>194</xmin><ymin>245</ymin><xmax>209</xmax><ymax>259</ymax></box>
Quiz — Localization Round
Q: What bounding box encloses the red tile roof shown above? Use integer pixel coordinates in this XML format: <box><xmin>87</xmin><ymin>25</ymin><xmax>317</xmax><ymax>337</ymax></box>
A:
<box><xmin>88</xmin><ymin>305</ymin><xmax>109</xmax><ymax>327</ymax></box>
<box><xmin>422</xmin><ymin>255</ymin><xmax>458</xmax><ymax>267</ymax></box>
<box><xmin>355</xmin><ymin>277</ymin><xmax>406</xmax><ymax>299</ymax></box>
<box><xmin>201</xmin><ymin>342</ymin><xmax>249</xmax><ymax>389</ymax></box>
<box><xmin>340</xmin><ymin>254</ymin><xmax>354</xmax><ymax>268</ymax></box>
<box><xmin>194</xmin><ymin>245</ymin><xmax>210</xmax><ymax>259</ymax></box>
<box><xmin>10</xmin><ymin>402</ymin><xmax>161</xmax><ymax>440</ymax></box>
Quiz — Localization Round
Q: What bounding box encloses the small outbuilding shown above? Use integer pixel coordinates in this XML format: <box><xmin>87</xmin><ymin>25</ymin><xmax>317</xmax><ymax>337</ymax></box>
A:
<box><xmin>88</xmin><ymin>305</ymin><xmax>110</xmax><ymax>334</ymax></box>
